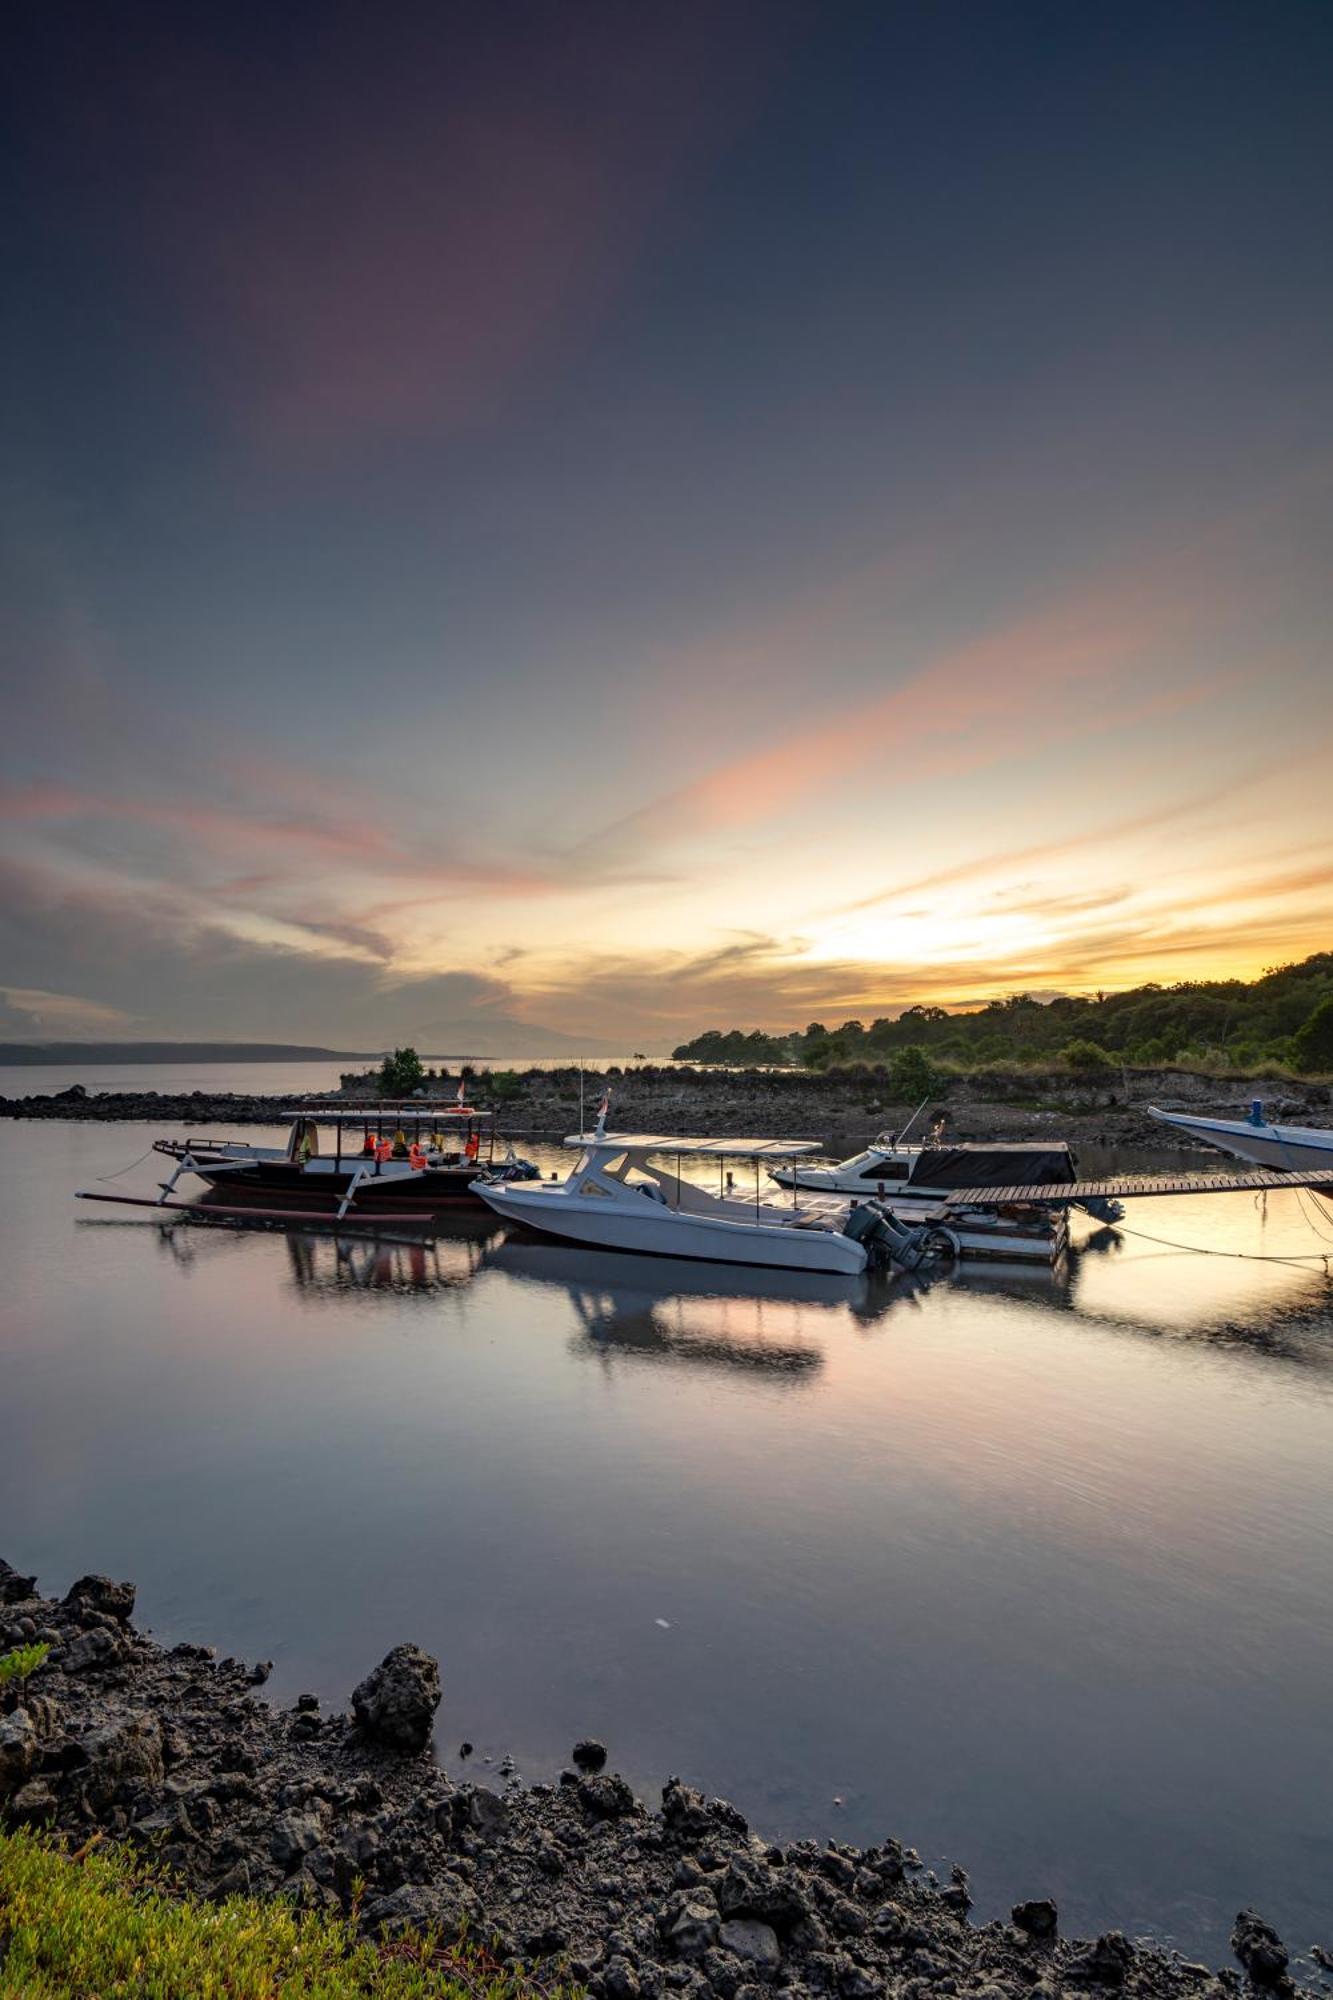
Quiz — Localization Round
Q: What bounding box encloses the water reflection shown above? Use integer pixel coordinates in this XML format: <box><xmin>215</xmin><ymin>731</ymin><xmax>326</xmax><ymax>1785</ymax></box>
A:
<box><xmin>11</xmin><ymin>1128</ymin><xmax>1333</xmax><ymax>1959</ymax></box>
<box><xmin>74</xmin><ymin>1197</ymin><xmax>1333</xmax><ymax>1376</ymax></box>
<box><xmin>485</xmin><ymin>1239</ymin><xmax>840</xmax><ymax>1381</ymax></box>
<box><xmin>282</xmin><ymin>1214</ymin><xmax>503</xmax><ymax>1298</ymax></box>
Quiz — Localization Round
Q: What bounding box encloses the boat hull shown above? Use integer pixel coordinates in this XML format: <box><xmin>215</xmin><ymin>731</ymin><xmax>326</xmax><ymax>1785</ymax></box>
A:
<box><xmin>775</xmin><ymin>1175</ymin><xmax>1066</xmax><ymax>1263</ymax></box>
<box><xmin>193</xmin><ymin>1160</ymin><xmax>490</xmax><ymax>1209</ymax></box>
<box><xmin>477</xmin><ymin>1181</ymin><xmax>868</xmax><ymax>1275</ymax></box>
<box><xmin>1148</xmin><ymin>1108</ymin><xmax>1333</xmax><ymax>1172</ymax></box>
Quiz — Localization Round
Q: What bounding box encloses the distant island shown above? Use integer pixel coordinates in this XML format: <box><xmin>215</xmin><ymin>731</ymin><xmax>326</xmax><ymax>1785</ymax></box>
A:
<box><xmin>0</xmin><ymin>1042</ymin><xmax>376</xmax><ymax>1066</ymax></box>
<box><xmin>671</xmin><ymin>953</ymin><xmax>1333</xmax><ymax>1077</ymax></box>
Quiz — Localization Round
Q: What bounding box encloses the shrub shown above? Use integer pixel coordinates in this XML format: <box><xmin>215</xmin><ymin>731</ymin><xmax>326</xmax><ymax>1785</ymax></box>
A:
<box><xmin>1060</xmin><ymin>1039</ymin><xmax>1115</xmax><ymax>1072</ymax></box>
<box><xmin>888</xmin><ymin>1045</ymin><xmax>942</xmax><ymax>1101</ymax></box>
<box><xmin>1293</xmin><ymin>996</ymin><xmax>1333</xmax><ymax>1074</ymax></box>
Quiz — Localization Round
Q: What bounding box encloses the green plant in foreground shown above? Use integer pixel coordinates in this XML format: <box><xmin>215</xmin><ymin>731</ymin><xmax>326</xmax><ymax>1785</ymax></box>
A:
<box><xmin>0</xmin><ymin>1829</ymin><xmax>576</xmax><ymax>2000</ymax></box>
<box><xmin>0</xmin><ymin>1642</ymin><xmax>49</xmax><ymax>1689</ymax></box>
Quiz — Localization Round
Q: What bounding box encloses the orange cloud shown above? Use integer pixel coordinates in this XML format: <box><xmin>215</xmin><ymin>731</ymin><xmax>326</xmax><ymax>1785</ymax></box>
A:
<box><xmin>594</xmin><ymin>565</ymin><xmax>1217</xmax><ymax>847</ymax></box>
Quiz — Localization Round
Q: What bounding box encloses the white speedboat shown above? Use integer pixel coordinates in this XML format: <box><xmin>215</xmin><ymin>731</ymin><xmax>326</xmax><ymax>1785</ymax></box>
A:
<box><xmin>770</xmin><ymin>1138</ymin><xmax>1092</xmax><ymax>1265</ymax></box>
<box><xmin>1149</xmin><ymin>1102</ymin><xmax>1333</xmax><ymax>1172</ymax></box>
<box><xmin>770</xmin><ymin>1136</ymin><xmax>1079</xmax><ymax>1196</ymax></box>
<box><xmin>476</xmin><ymin>1131</ymin><xmax>932</xmax><ymax>1276</ymax></box>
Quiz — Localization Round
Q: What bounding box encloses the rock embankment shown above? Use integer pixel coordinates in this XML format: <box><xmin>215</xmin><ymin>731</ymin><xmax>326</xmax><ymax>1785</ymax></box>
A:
<box><xmin>2</xmin><ymin>1067</ymin><xmax>1329</xmax><ymax>1152</ymax></box>
<box><xmin>0</xmin><ymin>1556</ymin><xmax>1317</xmax><ymax>1998</ymax></box>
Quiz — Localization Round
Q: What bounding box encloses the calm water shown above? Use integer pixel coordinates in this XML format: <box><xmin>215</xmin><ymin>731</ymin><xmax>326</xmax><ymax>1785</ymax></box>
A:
<box><xmin>2</xmin><ymin>1119</ymin><xmax>1332</xmax><ymax>1961</ymax></box>
<box><xmin>0</xmin><ymin>1057</ymin><xmax>662</xmax><ymax>1099</ymax></box>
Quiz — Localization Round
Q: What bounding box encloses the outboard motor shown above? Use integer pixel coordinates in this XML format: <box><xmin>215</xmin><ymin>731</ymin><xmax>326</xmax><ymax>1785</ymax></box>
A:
<box><xmin>844</xmin><ymin>1201</ymin><xmax>955</xmax><ymax>1274</ymax></box>
<box><xmin>1077</xmin><ymin>1195</ymin><xmax>1125</xmax><ymax>1224</ymax></box>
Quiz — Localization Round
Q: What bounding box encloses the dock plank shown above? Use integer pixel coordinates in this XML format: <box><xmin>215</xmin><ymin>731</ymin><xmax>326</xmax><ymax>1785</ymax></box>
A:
<box><xmin>928</xmin><ymin>1168</ymin><xmax>1333</xmax><ymax>1206</ymax></box>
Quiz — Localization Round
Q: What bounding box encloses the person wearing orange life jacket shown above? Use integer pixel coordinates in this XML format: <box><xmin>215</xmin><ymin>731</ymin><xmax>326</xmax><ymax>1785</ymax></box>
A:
<box><xmin>360</xmin><ymin>1132</ymin><xmax>375</xmax><ymax>1158</ymax></box>
<box><xmin>408</xmin><ymin>1142</ymin><xmax>427</xmax><ymax>1171</ymax></box>
<box><xmin>464</xmin><ymin>1131</ymin><xmax>480</xmax><ymax>1162</ymax></box>
<box><xmin>374</xmin><ymin>1137</ymin><xmax>393</xmax><ymax>1164</ymax></box>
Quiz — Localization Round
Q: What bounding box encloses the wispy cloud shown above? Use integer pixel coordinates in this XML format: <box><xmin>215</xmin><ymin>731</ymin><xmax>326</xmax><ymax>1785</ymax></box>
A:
<box><xmin>831</xmin><ymin>758</ymin><xmax>1305</xmax><ymax>919</ymax></box>
<box><xmin>582</xmin><ymin>534</ymin><xmax>1254</xmax><ymax>855</ymax></box>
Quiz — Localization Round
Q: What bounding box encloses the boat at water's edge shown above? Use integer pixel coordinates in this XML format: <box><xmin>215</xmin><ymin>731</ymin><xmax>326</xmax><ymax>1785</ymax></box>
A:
<box><xmin>1149</xmin><ymin>1103</ymin><xmax>1333</xmax><ymax>1171</ymax></box>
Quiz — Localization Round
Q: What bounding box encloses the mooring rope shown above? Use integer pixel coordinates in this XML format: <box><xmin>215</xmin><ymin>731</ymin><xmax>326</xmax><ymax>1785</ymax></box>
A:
<box><xmin>1111</xmin><ymin>1220</ymin><xmax>1332</xmax><ymax>1269</ymax></box>
<box><xmin>1294</xmin><ymin>1187</ymin><xmax>1333</xmax><ymax>1246</ymax></box>
<box><xmin>94</xmin><ymin>1147</ymin><xmax>160</xmax><ymax>1182</ymax></box>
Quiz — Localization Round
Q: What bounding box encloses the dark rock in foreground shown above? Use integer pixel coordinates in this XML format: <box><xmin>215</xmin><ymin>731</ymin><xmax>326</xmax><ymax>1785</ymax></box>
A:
<box><xmin>351</xmin><ymin>1643</ymin><xmax>441</xmax><ymax>1753</ymax></box>
<box><xmin>0</xmin><ymin>1555</ymin><xmax>1316</xmax><ymax>1997</ymax></box>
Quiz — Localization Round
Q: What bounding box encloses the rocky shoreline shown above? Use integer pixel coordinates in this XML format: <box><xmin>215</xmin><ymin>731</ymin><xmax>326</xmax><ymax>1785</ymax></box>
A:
<box><xmin>1</xmin><ymin>1557</ymin><xmax>1321</xmax><ymax>1998</ymax></box>
<box><xmin>2</xmin><ymin>1066</ymin><xmax>1329</xmax><ymax>1154</ymax></box>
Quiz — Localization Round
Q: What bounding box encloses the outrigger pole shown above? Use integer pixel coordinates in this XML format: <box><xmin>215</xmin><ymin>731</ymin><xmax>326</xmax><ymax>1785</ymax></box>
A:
<box><xmin>74</xmin><ymin>1191</ymin><xmax>434</xmax><ymax>1226</ymax></box>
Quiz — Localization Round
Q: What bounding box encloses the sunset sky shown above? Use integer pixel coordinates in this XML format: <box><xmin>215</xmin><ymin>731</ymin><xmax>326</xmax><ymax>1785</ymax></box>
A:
<box><xmin>2</xmin><ymin>0</ymin><xmax>1330</xmax><ymax>1050</ymax></box>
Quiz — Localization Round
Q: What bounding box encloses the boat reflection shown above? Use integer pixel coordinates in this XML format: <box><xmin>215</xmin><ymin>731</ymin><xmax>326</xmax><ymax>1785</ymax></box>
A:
<box><xmin>483</xmin><ymin>1238</ymin><xmax>858</xmax><ymax>1381</ymax></box>
<box><xmin>79</xmin><ymin>1209</ymin><xmax>506</xmax><ymax>1293</ymax></box>
<box><xmin>281</xmin><ymin>1213</ymin><xmax>504</xmax><ymax>1296</ymax></box>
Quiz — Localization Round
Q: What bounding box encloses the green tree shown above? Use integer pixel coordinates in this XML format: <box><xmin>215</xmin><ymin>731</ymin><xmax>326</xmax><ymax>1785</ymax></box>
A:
<box><xmin>1293</xmin><ymin>996</ymin><xmax>1333</xmax><ymax>1073</ymax></box>
<box><xmin>377</xmin><ymin>1046</ymin><xmax>425</xmax><ymax>1097</ymax></box>
<box><xmin>889</xmin><ymin>1045</ymin><xmax>941</xmax><ymax>1100</ymax></box>
<box><xmin>1061</xmin><ymin>1039</ymin><xmax>1115</xmax><ymax>1072</ymax></box>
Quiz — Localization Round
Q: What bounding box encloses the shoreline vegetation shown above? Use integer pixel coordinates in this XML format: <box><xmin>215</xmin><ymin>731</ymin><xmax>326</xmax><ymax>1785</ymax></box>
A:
<box><xmin>666</xmin><ymin>958</ymin><xmax>1333</xmax><ymax>1082</ymax></box>
<box><xmin>0</xmin><ymin>1556</ymin><xmax>1321</xmax><ymax>1999</ymax></box>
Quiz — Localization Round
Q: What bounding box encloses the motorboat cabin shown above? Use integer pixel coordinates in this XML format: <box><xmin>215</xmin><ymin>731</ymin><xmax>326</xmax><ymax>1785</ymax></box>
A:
<box><xmin>771</xmin><ymin>1139</ymin><xmax>1088</xmax><ymax>1265</ymax></box>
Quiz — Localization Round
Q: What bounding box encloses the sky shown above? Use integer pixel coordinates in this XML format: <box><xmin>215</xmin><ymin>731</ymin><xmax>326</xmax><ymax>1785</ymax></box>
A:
<box><xmin>2</xmin><ymin>0</ymin><xmax>1330</xmax><ymax>1051</ymax></box>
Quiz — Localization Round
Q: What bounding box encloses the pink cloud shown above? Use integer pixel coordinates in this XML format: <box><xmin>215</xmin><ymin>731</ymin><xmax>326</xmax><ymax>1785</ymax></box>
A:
<box><xmin>594</xmin><ymin>560</ymin><xmax>1219</xmax><ymax>845</ymax></box>
<box><xmin>0</xmin><ymin>778</ymin><xmax>553</xmax><ymax>901</ymax></box>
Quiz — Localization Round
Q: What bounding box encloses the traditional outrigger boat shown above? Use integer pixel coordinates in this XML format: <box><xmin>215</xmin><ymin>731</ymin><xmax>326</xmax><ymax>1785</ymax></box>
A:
<box><xmin>144</xmin><ymin>1100</ymin><xmax>539</xmax><ymax>1219</ymax></box>
<box><xmin>475</xmin><ymin>1127</ymin><xmax>940</xmax><ymax>1276</ymax></box>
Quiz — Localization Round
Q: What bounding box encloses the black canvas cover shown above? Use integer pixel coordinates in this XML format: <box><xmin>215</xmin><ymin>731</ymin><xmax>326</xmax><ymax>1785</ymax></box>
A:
<box><xmin>907</xmin><ymin>1145</ymin><xmax>1075</xmax><ymax>1190</ymax></box>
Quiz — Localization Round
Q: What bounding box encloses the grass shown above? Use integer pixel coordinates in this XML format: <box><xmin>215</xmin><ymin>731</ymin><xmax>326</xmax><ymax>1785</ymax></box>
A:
<box><xmin>0</xmin><ymin>1829</ymin><xmax>577</xmax><ymax>2000</ymax></box>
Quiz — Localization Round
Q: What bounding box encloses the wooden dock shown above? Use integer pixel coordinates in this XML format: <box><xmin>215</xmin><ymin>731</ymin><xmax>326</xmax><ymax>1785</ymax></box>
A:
<box><xmin>931</xmin><ymin>1167</ymin><xmax>1333</xmax><ymax>1207</ymax></box>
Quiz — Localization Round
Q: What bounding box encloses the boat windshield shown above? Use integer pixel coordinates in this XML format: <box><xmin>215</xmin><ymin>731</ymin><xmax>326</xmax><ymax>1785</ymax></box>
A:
<box><xmin>572</xmin><ymin>1150</ymin><xmax>631</xmax><ymax>1178</ymax></box>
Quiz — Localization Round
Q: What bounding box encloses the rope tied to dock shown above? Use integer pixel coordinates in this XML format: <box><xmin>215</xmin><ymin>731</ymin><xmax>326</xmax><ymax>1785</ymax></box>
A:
<box><xmin>1109</xmin><ymin>1220</ymin><xmax>1333</xmax><ymax>1269</ymax></box>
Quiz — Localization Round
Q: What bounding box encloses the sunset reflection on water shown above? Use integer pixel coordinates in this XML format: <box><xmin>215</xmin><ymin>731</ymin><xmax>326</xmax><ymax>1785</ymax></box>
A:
<box><xmin>2</xmin><ymin>1125</ymin><xmax>1331</xmax><ymax>1963</ymax></box>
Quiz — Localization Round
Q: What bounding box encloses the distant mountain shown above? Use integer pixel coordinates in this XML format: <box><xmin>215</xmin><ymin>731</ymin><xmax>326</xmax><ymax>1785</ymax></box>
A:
<box><xmin>0</xmin><ymin>1042</ymin><xmax>375</xmax><ymax>1065</ymax></box>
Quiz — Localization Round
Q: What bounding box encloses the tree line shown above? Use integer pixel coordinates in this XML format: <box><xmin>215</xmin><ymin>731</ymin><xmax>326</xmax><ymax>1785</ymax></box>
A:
<box><xmin>671</xmin><ymin>953</ymin><xmax>1333</xmax><ymax>1078</ymax></box>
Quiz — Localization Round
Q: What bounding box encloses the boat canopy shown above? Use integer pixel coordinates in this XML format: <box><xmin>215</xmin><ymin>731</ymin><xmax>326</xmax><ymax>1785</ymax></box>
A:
<box><xmin>906</xmin><ymin>1144</ymin><xmax>1076</xmax><ymax>1189</ymax></box>
<box><xmin>285</xmin><ymin>1102</ymin><xmax>494</xmax><ymax>1122</ymax></box>
<box><xmin>564</xmin><ymin>1131</ymin><xmax>823</xmax><ymax>1158</ymax></box>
